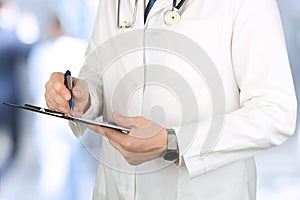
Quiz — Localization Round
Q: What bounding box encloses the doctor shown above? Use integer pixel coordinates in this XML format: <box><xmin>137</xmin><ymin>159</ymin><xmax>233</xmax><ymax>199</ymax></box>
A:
<box><xmin>45</xmin><ymin>0</ymin><xmax>297</xmax><ymax>199</ymax></box>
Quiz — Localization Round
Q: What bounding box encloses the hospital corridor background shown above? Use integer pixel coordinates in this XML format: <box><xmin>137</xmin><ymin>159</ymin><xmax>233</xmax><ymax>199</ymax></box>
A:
<box><xmin>0</xmin><ymin>0</ymin><xmax>300</xmax><ymax>199</ymax></box>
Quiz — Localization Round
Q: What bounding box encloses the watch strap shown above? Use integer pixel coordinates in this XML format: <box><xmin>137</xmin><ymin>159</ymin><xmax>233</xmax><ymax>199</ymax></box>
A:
<box><xmin>163</xmin><ymin>128</ymin><xmax>179</xmax><ymax>161</ymax></box>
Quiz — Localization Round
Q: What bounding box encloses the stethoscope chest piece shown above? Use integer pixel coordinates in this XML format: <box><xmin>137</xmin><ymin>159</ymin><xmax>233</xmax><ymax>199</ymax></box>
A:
<box><xmin>164</xmin><ymin>10</ymin><xmax>181</xmax><ymax>26</ymax></box>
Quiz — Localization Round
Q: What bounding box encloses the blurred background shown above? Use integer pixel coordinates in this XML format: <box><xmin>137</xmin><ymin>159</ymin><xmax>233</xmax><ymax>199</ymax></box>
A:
<box><xmin>0</xmin><ymin>0</ymin><xmax>299</xmax><ymax>200</ymax></box>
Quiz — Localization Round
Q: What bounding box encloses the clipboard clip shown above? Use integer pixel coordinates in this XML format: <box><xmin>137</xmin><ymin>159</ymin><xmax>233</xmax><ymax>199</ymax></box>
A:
<box><xmin>24</xmin><ymin>103</ymin><xmax>67</xmax><ymax>117</ymax></box>
<box><xmin>3</xmin><ymin>102</ymin><xmax>68</xmax><ymax>118</ymax></box>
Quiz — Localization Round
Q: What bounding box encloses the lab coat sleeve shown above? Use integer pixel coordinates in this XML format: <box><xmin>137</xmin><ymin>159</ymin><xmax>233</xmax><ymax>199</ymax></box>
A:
<box><xmin>178</xmin><ymin>0</ymin><xmax>297</xmax><ymax>178</ymax></box>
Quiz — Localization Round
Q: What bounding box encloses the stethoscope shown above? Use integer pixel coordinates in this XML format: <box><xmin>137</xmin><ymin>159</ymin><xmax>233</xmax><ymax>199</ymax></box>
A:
<box><xmin>117</xmin><ymin>0</ymin><xmax>186</xmax><ymax>29</ymax></box>
<box><xmin>164</xmin><ymin>0</ymin><xmax>186</xmax><ymax>26</ymax></box>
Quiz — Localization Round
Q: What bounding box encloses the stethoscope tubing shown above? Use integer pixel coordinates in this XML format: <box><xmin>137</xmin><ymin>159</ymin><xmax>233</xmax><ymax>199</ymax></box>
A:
<box><xmin>174</xmin><ymin>0</ymin><xmax>186</xmax><ymax>10</ymax></box>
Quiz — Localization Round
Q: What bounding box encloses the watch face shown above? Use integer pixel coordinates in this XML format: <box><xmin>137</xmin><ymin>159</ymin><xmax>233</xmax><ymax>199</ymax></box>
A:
<box><xmin>164</xmin><ymin>150</ymin><xmax>179</xmax><ymax>161</ymax></box>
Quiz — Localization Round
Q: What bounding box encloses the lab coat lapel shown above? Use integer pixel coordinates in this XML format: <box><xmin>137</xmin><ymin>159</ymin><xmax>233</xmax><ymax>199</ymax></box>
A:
<box><xmin>145</xmin><ymin>0</ymin><xmax>171</xmax><ymax>23</ymax></box>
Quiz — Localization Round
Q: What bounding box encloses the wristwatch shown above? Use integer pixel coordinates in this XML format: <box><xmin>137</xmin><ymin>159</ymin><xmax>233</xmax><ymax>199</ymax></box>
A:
<box><xmin>163</xmin><ymin>129</ymin><xmax>179</xmax><ymax>161</ymax></box>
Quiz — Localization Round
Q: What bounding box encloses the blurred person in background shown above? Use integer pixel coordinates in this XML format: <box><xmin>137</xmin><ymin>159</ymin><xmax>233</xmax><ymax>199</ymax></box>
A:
<box><xmin>0</xmin><ymin>0</ymin><xmax>32</xmax><ymax>173</ymax></box>
<box><xmin>27</xmin><ymin>15</ymin><xmax>87</xmax><ymax>200</ymax></box>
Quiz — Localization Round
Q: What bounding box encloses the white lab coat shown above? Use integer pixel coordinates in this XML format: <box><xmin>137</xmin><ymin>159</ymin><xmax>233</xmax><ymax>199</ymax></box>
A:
<box><xmin>70</xmin><ymin>0</ymin><xmax>297</xmax><ymax>199</ymax></box>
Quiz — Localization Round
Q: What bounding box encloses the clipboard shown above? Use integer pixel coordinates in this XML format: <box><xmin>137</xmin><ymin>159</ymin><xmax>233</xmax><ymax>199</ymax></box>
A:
<box><xmin>3</xmin><ymin>102</ymin><xmax>131</xmax><ymax>134</ymax></box>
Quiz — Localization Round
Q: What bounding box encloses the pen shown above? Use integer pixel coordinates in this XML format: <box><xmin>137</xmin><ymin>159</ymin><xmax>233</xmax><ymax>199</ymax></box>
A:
<box><xmin>64</xmin><ymin>70</ymin><xmax>75</xmax><ymax>112</ymax></box>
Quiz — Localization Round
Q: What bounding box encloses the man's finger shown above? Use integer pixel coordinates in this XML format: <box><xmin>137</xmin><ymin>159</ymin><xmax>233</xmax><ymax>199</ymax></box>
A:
<box><xmin>72</xmin><ymin>109</ymin><xmax>83</xmax><ymax>118</ymax></box>
<box><xmin>72</xmin><ymin>79</ymin><xmax>84</xmax><ymax>99</ymax></box>
<box><xmin>72</xmin><ymin>87</ymin><xmax>82</xmax><ymax>99</ymax></box>
<box><xmin>89</xmin><ymin>124</ymin><xmax>131</xmax><ymax>150</ymax></box>
<box><xmin>87</xmin><ymin>124</ymin><xmax>105</xmax><ymax>136</ymax></box>
<box><xmin>51</xmin><ymin>72</ymin><xmax>64</xmax><ymax>90</ymax></box>
<box><xmin>109</xmin><ymin>140</ymin><xmax>123</xmax><ymax>152</ymax></box>
<box><xmin>47</xmin><ymin>87</ymin><xmax>69</xmax><ymax>107</ymax></box>
<box><xmin>112</xmin><ymin>112</ymin><xmax>135</xmax><ymax>128</ymax></box>
<box><xmin>45</xmin><ymin>92</ymin><xmax>69</xmax><ymax>113</ymax></box>
<box><xmin>103</xmin><ymin>127</ymin><xmax>127</xmax><ymax>144</ymax></box>
<box><xmin>59</xmin><ymin>87</ymin><xmax>71</xmax><ymax>101</ymax></box>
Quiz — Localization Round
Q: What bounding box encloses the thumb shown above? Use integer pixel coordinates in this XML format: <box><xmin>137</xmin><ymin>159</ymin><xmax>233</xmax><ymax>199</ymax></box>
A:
<box><xmin>72</xmin><ymin>86</ymin><xmax>82</xmax><ymax>99</ymax></box>
<box><xmin>72</xmin><ymin>79</ymin><xmax>87</xmax><ymax>100</ymax></box>
<box><xmin>113</xmin><ymin>112</ymin><xmax>135</xmax><ymax>128</ymax></box>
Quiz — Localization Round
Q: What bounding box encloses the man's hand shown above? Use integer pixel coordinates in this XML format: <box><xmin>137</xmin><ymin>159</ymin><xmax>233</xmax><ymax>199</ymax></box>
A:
<box><xmin>45</xmin><ymin>72</ymin><xmax>91</xmax><ymax>117</ymax></box>
<box><xmin>88</xmin><ymin>112</ymin><xmax>168</xmax><ymax>165</ymax></box>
